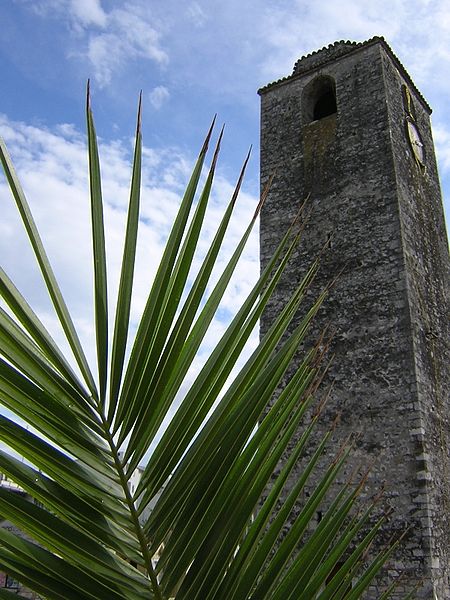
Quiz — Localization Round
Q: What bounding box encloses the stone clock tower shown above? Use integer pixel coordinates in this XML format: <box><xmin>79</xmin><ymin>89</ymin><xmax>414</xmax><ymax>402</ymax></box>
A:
<box><xmin>259</xmin><ymin>37</ymin><xmax>449</xmax><ymax>598</ymax></box>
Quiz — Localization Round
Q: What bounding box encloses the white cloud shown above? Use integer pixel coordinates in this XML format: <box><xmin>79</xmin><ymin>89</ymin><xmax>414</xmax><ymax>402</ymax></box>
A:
<box><xmin>24</xmin><ymin>0</ymin><xmax>169</xmax><ymax>87</ymax></box>
<box><xmin>187</xmin><ymin>2</ymin><xmax>207</xmax><ymax>27</ymax></box>
<box><xmin>257</xmin><ymin>0</ymin><xmax>450</xmax><ymax>106</ymax></box>
<box><xmin>433</xmin><ymin>122</ymin><xmax>450</xmax><ymax>174</ymax></box>
<box><xmin>149</xmin><ymin>85</ymin><xmax>170</xmax><ymax>110</ymax></box>
<box><xmin>259</xmin><ymin>0</ymin><xmax>406</xmax><ymax>80</ymax></box>
<box><xmin>85</xmin><ymin>33</ymin><xmax>123</xmax><ymax>87</ymax></box>
<box><xmin>26</xmin><ymin>0</ymin><xmax>66</xmax><ymax>17</ymax></box>
<box><xmin>83</xmin><ymin>7</ymin><xmax>169</xmax><ymax>87</ymax></box>
<box><xmin>69</xmin><ymin>0</ymin><xmax>106</xmax><ymax>28</ymax></box>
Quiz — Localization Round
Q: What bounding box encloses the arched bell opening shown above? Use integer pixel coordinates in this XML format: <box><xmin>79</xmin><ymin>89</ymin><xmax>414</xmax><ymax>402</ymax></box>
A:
<box><xmin>302</xmin><ymin>75</ymin><xmax>337</xmax><ymax>124</ymax></box>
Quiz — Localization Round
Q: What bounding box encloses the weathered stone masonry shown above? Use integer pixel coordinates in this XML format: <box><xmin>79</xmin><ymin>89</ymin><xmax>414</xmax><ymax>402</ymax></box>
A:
<box><xmin>259</xmin><ymin>37</ymin><xmax>449</xmax><ymax>598</ymax></box>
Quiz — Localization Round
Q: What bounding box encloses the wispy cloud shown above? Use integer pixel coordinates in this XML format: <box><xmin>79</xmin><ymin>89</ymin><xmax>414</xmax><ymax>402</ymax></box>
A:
<box><xmin>187</xmin><ymin>2</ymin><xmax>208</xmax><ymax>27</ymax></box>
<box><xmin>69</xmin><ymin>0</ymin><xmax>107</xmax><ymax>28</ymax></box>
<box><xmin>259</xmin><ymin>0</ymin><xmax>407</xmax><ymax>80</ymax></box>
<box><xmin>433</xmin><ymin>122</ymin><xmax>450</xmax><ymax>174</ymax></box>
<box><xmin>257</xmin><ymin>0</ymin><xmax>450</xmax><ymax>103</ymax></box>
<box><xmin>26</xmin><ymin>0</ymin><xmax>169</xmax><ymax>87</ymax></box>
<box><xmin>149</xmin><ymin>85</ymin><xmax>170</xmax><ymax>110</ymax></box>
<box><xmin>84</xmin><ymin>6</ymin><xmax>169</xmax><ymax>86</ymax></box>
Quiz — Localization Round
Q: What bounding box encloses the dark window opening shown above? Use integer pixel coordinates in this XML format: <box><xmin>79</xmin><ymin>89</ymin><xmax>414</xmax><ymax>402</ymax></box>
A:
<box><xmin>302</xmin><ymin>75</ymin><xmax>337</xmax><ymax>125</ymax></box>
<box><xmin>313</xmin><ymin>90</ymin><xmax>337</xmax><ymax>120</ymax></box>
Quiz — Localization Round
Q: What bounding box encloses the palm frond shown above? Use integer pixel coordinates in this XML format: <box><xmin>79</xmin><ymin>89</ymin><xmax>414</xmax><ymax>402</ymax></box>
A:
<box><xmin>0</xmin><ymin>93</ymin><xmax>399</xmax><ymax>599</ymax></box>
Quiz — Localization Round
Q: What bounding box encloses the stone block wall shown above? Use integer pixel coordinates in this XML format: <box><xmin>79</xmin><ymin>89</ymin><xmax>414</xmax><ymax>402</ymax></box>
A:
<box><xmin>259</xmin><ymin>38</ymin><xmax>449</xmax><ymax>598</ymax></box>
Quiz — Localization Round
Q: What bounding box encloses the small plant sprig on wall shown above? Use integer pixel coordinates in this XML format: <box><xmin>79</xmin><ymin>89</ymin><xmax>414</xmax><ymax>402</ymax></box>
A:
<box><xmin>0</xmin><ymin>88</ymin><xmax>398</xmax><ymax>599</ymax></box>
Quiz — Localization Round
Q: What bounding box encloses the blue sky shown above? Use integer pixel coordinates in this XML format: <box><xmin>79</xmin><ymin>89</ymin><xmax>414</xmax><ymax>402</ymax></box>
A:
<box><xmin>1</xmin><ymin>0</ymin><xmax>449</xmax><ymax>391</ymax></box>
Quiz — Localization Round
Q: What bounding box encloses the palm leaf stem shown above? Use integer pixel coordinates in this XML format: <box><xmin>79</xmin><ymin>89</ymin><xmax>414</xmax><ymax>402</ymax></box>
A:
<box><xmin>97</xmin><ymin>407</ymin><xmax>163</xmax><ymax>600</ymax></box>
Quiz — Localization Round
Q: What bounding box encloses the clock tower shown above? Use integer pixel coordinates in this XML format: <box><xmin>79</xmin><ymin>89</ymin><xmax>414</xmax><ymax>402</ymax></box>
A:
<box><xmin>259</xmin><ymin>37</ymin><xmax>450</xmax><ymax>598</ymax></box>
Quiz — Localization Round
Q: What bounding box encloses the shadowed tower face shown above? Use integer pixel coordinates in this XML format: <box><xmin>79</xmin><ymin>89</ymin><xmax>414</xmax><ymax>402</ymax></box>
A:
<box><xmin>259</xmin><ymin>37</ymin><xmax>450</xmax><ymax>599</ymax></box>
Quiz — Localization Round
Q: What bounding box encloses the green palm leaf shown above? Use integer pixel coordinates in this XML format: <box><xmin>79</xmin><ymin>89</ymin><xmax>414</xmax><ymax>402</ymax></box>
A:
<box><xmin>108</xmin><ymin>93</ymin><xmax>143</xmax><ymax>424</ymax></box>
<box><xmin>86</xmin><ymin>81</ymin><xmax>109</xmax><ymax>406</ymax></box>
<box><xmin>0</xmin><ymin>92</ymin><xmax>400</xmax><ymax>599</ymax></box>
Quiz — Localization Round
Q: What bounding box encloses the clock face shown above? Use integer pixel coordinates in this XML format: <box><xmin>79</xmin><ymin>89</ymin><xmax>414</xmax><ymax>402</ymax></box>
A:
<box><xmin>406</xmin><ymin>118</ymin><xmax>425</xmax><ymax>165</ymax></box>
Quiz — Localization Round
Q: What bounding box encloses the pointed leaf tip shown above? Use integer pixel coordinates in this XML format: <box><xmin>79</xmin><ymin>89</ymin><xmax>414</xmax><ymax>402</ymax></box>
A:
<box><xmin>244</xmin><ymin>145</ymin><xmax>252</xmax><ymax>167</ymax></box>
<box><xmin>240</xmin><ymin>146</ymin><xmax>252</xmax><ymax>183</ymax></box>
<box><xmin>254</xmin><ymin>171</ymin><xmax>274</xmax><ymax>218</ymax></box>
<box><xmin>86</xmin><ymin>79</ymin><xmax>91</xmax><ymax>112</ymax></box>
<box><xmin>200</xmin><ymin>115</ymin><xmax>217</xmax><ymax>156</ymax></box>
<box><xmin>209</xmin><ymin>124</ymin><xmax>225</xmax><ymax>172</ymax></box>
<box><xmin>225</xmin><ymin>146</ymin><xmax>251</xmax><ymax>213</ymax></box>
<box><xmin>137</xmin><ymin>91</ymin><xmax>143</xmax><ymax>135</ymax></box>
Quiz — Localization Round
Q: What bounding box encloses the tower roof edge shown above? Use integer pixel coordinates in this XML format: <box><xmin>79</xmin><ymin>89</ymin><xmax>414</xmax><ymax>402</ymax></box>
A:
<box><xmin>258</xmin><ymin>36</ymin><xmax>431</xmax><ymax>113</ymax></box>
